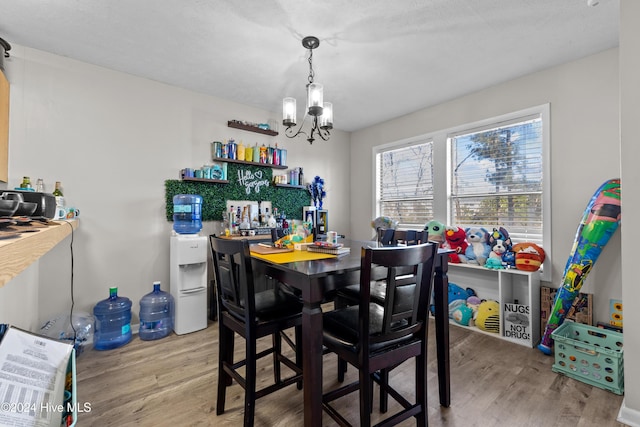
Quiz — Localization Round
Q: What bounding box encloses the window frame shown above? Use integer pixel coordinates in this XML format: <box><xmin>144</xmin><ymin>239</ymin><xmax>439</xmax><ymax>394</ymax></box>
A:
<box><xmin>373</xmin><ymin>104</ymin><xmax>551</xmax><ymax>281</ymax></box>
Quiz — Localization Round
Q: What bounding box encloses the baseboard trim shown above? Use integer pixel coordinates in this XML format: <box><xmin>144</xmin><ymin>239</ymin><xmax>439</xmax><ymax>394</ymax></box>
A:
<box><xmin>618</xmin><ymin>399</ymin><xmax>640</xmax><ymax>426</ymax></box>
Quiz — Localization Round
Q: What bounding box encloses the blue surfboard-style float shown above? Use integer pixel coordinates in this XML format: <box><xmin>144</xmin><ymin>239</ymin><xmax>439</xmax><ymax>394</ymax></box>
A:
<box><xmin>538</xmin><ymin>178</ymin><xmax>621</xmax><ymax>355</ymax></box>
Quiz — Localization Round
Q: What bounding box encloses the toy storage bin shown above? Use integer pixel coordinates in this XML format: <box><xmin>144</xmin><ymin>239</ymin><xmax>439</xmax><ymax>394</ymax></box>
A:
<box><xmin>551</xmin><ymin>321</ymin><xmax>623</xmax><ymax>395</ymax></box>
<box><xmin>65</xmin><ymin>348</ymin><xmax>78</xmax><ymax>427</ymax></box>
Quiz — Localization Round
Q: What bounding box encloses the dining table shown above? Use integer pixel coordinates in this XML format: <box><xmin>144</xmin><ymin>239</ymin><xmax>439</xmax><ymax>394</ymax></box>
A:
<box><xmin>250</xmin><ymin>239</ymin><xmax>451</xmax><ymax>427</ymax></box>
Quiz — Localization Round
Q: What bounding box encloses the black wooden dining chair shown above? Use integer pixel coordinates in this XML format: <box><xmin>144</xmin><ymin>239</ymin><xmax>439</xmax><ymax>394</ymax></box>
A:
<box><xmin>322</xmin><ymin>242</ymin><xmax>437</xmax><ymax>427</ymax></box>
<box><xmin>209</xmin><ymin>236</ymin><xmax>303</xmax><ymax>426</ymax></box>
<box><xmin>333</xmin><ymin>229</ymin><xmax>428</xmax><ymax>381</ymax></box>
<box><xmin>335</xmin><ymin>229</ymin><xmax>428</xmax><ymax>307</ymax></box>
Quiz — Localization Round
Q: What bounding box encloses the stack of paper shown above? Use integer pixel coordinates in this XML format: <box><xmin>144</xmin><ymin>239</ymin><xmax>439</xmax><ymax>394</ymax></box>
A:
<box><xmin>0</xmin><ymin>326</ymin><xmax>73</xmax><ymax>427</ymax></box>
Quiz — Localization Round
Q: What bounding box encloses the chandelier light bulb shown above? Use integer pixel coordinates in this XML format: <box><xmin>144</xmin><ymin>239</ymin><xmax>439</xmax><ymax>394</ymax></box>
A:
<box><xmin>283</xmin><ymin>97</ymin><xmax>297</xmax><ymax>127</ymax></box>
<box><xmin>320</xmin><ymin>102</ymin><xmax>333</xmax><ymax>130</ymax></box>
<box><xmin>307</xmin><ymin>83</ymin><xmax>324</xmax><ymax>116</ymax></box>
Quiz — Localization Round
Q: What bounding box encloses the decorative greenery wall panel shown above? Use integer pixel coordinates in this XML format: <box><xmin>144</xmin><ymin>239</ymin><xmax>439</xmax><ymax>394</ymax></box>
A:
<box><xmin>165</xmin><ymin>162</ymin><xmax>309</xmax><ymax>221</ymax></box>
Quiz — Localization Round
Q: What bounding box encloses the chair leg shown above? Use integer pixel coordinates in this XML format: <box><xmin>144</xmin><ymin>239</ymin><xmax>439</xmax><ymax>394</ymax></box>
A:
<box><xmin>273</xmin><ymin>331</ymin><xmax>282</xmax><ymax>384</ymax></box>
<box><xmin>337</xmin><ymin>357</ymin><xmax>347</xmax><ymax>382</ymax></box>
<box><xmin>379</xmin><ymin>368</ymin><xmax>389</xmax><ymax>413</ymax></box>
<box><xmin>415</xmin><ymin>352</ymin><xmax>428</xmax><ymax>427</ymax></box>
<box><xmin>359</xmin><ymin>368</ymin><xmax>372</xmax><ymax>427</ymax></box>
<box><xmin>245</xmin><ymin>333</ymin><xmax>258</xmax><ymax>427</ymax></box>
<box><xmin>216</xmin><ymin>323</ymin><xmax>233</xmax><ymax>415</ymax></box>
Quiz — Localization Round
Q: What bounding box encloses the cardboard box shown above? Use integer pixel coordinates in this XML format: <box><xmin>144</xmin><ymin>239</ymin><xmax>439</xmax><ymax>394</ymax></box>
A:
<box><xmin>540</xmin><ymin>286</ymin><xmax>593</xmax><ymax>333</ymax></box>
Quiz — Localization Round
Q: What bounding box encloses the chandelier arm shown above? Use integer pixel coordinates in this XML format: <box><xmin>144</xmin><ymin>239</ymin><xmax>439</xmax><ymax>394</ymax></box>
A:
<box><xmin>284</xmin><ymin>122</ymin><xmax>309</xmax><ymax>140</ymax></box>
<box><xmin>317</xmin><ymin>127</ymin><xmax>331</xmax><ymax>141</ymax></box>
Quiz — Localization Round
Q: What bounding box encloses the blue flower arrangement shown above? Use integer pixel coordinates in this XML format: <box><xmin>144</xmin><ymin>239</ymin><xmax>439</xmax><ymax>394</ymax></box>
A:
<box><xmin>308</xmin><ymin>176</ymin><xmax>326</xmax><ymax>209</ymax></box>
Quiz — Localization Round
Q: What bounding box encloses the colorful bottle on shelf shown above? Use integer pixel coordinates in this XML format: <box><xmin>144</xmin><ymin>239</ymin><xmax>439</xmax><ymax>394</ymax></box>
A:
<box><xmin>93</xmin><ymin>287</ymin><xmax>132</xmax><ymax>350</ymax></box>
<box><xmin>253</xmin><ymin>143</ymin><xmax>260</xmax><ymax>162</ymax></box>
<box><xmin>259</xmin><ymin>144</ymin><xmax>268</xmax><ymax>163</ymax></box>
<box><xmin>237</xmin><ymin>141</ymin><xmax>245</xmax><ymax>161</ymax></box>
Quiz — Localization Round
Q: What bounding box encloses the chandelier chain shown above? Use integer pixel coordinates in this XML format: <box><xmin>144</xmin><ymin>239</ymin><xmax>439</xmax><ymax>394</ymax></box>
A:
<box><xmin>307</xmin><ymin>48</ymin><xmax>315</xmax><ymax>85</ymax></box>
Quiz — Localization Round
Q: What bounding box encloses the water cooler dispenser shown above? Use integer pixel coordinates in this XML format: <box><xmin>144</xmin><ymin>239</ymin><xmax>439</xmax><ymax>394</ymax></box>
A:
<box><xmin>170</xmin><ymin>234</ymin><xmax>208</xmax><ymax>334</ymax></box>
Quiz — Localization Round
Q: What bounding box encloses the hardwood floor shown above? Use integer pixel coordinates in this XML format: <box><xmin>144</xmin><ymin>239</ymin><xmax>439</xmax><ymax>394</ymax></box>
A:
<box><xmin>76</xmin><ymin>318</ymin><xmax>626</xmax><ymax>426</ymax></box>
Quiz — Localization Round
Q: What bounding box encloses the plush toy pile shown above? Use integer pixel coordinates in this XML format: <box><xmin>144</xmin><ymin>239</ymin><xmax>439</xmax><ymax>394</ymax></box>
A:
<box><xmin>420</xmin><ymin>220</ymin><xmax>545</xmax><ymax>272</ymax></box>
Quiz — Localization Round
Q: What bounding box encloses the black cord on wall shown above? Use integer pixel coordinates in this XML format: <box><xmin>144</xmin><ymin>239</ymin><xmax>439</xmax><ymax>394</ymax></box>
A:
<box><xmin>64</xmin><ymin>220</ymin><xmax>76</xmax><ymax>344</ymax></box>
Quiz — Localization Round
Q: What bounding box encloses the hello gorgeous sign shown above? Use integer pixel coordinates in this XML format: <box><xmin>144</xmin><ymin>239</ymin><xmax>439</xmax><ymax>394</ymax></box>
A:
<box><xmin>237</xmin><ymin>169</ymin><xmax>270</xmax><ymax>195</ymax></box>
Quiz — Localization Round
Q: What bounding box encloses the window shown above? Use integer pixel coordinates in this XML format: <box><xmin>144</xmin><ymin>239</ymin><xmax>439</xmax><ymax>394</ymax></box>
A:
<box><xmin>375</xmin><ymin>139</ymin><xmax>433</xmax><ymax>227</ymax></box>
<box><xmin>374</xmin><ymin>105</ymin><xmax>550</xmax><ymax>279</ymax></box>
<box><xmin>448</xmin><ymin>115</ymin><xmax>543</xmax><ymax>244</ymax></box>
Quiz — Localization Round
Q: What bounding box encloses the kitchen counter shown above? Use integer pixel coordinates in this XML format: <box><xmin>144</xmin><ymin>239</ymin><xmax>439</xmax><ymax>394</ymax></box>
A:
<box><xmin>0</xmin><ymin>219</ymin><xmax>78</xmax><ymax>287</ymax></box>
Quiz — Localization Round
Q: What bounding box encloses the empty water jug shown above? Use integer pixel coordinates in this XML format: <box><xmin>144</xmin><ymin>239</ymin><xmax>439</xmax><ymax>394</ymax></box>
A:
<box><xmin>139</xmin><ymin>281</ymin><xmax>174</xmax><ymax>341</ymax></box>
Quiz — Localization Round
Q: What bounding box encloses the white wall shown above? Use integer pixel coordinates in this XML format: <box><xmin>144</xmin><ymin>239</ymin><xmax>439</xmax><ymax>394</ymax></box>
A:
<box><xmin>0</xmin><ymin>45</ymin><xmax>351</xmax><ymax>327</ymax></box>
<box><xmin>351</xmin><ymin>48</ymin><xmax>622</xmax><ymax>325</ymax></box>
<box><xmin>618</xmin><ymin>1</ymin><xmax>640</xmax><ymax>424</ymax></box>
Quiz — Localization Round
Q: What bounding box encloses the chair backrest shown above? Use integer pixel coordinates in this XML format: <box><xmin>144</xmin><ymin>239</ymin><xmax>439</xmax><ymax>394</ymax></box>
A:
<box><xmin>377</xmin><ymin>228</ymin><xmax>429</xmax><ymax>247</ymax></box>
<box><xmin>359</xmin><ymin>242</ymin><xmax>437</xmax><ymax>347</ymax></box>
<box><xmin>209</xmin><ymin>236</ymin><xmax>256</xmax><ymax>321</ymax></box>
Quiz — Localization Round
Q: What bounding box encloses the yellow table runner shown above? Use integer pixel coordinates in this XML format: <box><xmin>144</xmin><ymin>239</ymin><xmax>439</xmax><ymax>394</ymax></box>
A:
<box><xmin>251</xmin><ymin>249</ymin><xmax>338</xmax><ymax>264</ymax></box>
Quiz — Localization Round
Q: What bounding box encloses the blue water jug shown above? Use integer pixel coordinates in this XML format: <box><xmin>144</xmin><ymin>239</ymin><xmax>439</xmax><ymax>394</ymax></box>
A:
<box><xmin>173</xmin><ymin>194</ymin><xmax>203</xmax><ymax>234</ymax></box>
<box><xmin>93</xmin><ymin>287</ymin><xmax>132</xmax><ymax>350</ymax></box>
<box><xmin>139</xmin><ymin>281</ymin><xmax>174</xmax><ymax>341</ymax></box>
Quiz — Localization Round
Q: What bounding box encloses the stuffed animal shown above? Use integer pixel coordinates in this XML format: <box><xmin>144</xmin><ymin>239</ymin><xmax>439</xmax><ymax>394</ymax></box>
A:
<box><xmin>424</xmin><ymin>220</ymin><xmax>445</xmax><ymax>246</ymax></box>
<box><xmin>466</xmin><ymin>295</ymin><xmax>482</xmax><ymax>320</ymax></box>
<box><xmin>443</xmin><ymin>226</ymin><xmax>468</xmax><ymax>263</ymax></box>
<box><xmin>485</xmin><ymin>239</ymin><xmax>507</xmax><ymax>270</ymax></box>
<box><xmin>447</xmin><ymin>283</ymin><xmax>476</xmax><ymax>325</ymax></box>
<box><xmin>488</xmin><ymin>227</ymin><xmax>512</xmax><ymax>249</ymax></box>
<box><xmin>451</xmin><ymin>304</ymin><xmax>474</xmax><ymax>326</ymax></box>
<box><xmin>501</xmin><ymin>250</ymin><xmax>516</xmax><ymax>268</ymax></box>
<box><xmin>371</xmin><ymin>216</ymin><xmax>398</xmax><ymax>236</ymax></box>
<box><xmin>464</xmin><ymin>227</ymin><xmax>491</xmax><ymax>266</ymax></box>
<box><xmin>489</xmin><ymin>227</ymin><xmax>514</xmax><ymax>267</ymax></box>
<box><xmin>475</xmin><ymin>300</ymin><xmax>500</xmax><ymax>333</ymax></box>
<box><xmin>431</xmin><ymin>282</ymin><xmax>476</xmax><ymax>318</ymax></box>
<box><xmin>512</xmin><ymin>242</ymin><xmax>546</xmax><ymax>271</ymax></box>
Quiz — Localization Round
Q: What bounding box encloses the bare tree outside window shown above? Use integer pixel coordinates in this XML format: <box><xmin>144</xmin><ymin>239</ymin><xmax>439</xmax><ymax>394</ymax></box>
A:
<box><xmin>450</xmin><ymin>117</ymin><xmax>543</xmax><ymax>243</ymax></box>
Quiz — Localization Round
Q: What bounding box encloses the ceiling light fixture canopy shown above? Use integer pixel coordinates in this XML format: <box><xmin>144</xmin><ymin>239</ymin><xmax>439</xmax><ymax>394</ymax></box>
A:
<box><xmin>283</xmin><ymin>36</ymin><xmax>333</xmax><ymax>144</ymax></box>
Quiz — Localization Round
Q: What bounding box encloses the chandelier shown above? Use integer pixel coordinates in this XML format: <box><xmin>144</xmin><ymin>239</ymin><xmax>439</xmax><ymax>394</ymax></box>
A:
<box><xmin>282</xmin><ymin>36</ymin><xmax>333</xmax><ymax>144</ymax></box>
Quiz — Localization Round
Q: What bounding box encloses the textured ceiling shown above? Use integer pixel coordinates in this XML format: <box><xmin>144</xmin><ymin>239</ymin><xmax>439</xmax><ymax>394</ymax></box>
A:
<box><xmin>0</xmin><ymin>0</ymin><xmax>619</xmax><ymax>132</ymax></box>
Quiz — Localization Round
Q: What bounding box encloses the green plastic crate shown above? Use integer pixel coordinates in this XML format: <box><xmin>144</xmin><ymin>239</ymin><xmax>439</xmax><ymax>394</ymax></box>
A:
<box><xmin>552</xmin><ymin>321</ymin><xmax>624</xmax><ymax>395</ymax></box>
<box><xmin>64</xmin><ymin>348</ymin><xmax>78</xmax><ymax>426</ymax></box>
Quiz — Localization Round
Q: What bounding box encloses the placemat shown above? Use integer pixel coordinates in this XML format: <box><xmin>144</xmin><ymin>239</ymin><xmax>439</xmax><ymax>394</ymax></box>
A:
<box><xmin>251</xmin><ymin>249</ymin><xmax>338</xmax><ymax>264</ymax></box>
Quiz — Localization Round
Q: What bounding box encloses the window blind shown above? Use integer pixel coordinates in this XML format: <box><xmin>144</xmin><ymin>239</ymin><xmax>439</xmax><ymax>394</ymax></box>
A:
<box><xmin>449</xmin><ymin>116</ymin><xmax>543</xmax><ymax>243</ymax></box>
<box><xmin>378</xmin><ymin>141</ymin><xmax>433</xmax><ymax>226</ymax></box>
